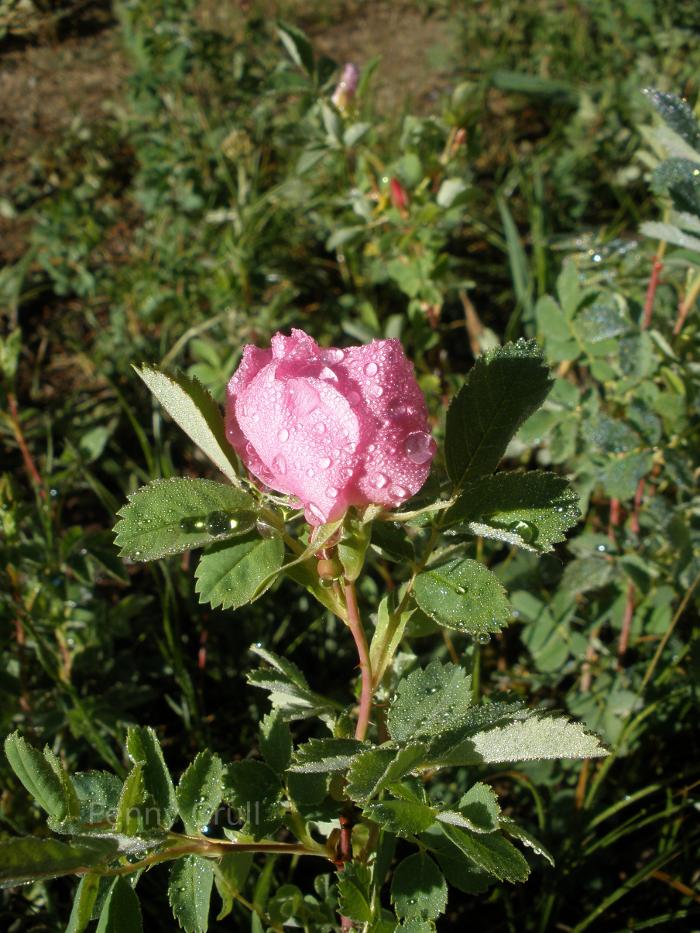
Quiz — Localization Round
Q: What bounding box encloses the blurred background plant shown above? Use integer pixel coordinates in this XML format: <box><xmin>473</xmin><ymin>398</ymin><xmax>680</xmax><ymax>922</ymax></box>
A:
<box><xmin>1</xmin><ymin>0</ymin><xmax>699</xmax><ymax>929</ymax></box>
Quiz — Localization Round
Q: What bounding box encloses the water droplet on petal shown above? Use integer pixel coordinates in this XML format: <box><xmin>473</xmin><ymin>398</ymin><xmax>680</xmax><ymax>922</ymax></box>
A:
<box><xmin>369</xmin><ymin>384</ymin><xmax>383</xmax><ymax>397</ymax></box>
<box><xmin>404</xmin><ymin>431</ymin><xmax>435</xmax><ymax>464</ymax></box>
<box><xmin>319</xmin><ymin>457</ymin><xmax>331</xmax><ymax>469</ymax></box>
<box><xmin>314</xmin><ymin>422</ymin><xmax>327</xmax><ymax>434</ymax></box>
<box><xmin>326</xmin><ymin>487</ymin><xmax>338</xmax><ymax>499</ymax></box>
<box><xmin>278</xmin><ymin>428</ymin><xmax>289</xmax><ymax>443</ymax></box>
<box><xmin>323</xmin><ymin>348</ymin><xmax>345</xmax><ymax>363</ymax></box>
<box><xmin>392</xmin><ymin>485</ymin><xmax>407</xmax><ymax>498</ymax></box>
<box><xmin>308</xmin><ymin>503</ymin><xmax>326</xmax><ymax>522</ymax></box>
<box><xmin>364</xmin><ymin>361</ymin><xmax>378</xmax><ymax>376</ymax></box>
<box><xmin>307</xmin><ymin>467</ymin><xmax>315</xmax><ymax>477</ymax></box>
<box><xmin>272</xmin><ymin>453</ymin><xmax>287</xmax><ymax>474</ymax></box>
<box><xmin>374</xmin><ymin>473</ymin><xmax>387</xmax><ymax>489</ymax></box>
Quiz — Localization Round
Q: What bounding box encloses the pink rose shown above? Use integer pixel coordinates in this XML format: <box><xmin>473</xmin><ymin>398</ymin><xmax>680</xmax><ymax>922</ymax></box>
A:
<box><xmin>225</xmin><ymin>329</ymin><xmax>436</xmax><ymax>525</ymax></box>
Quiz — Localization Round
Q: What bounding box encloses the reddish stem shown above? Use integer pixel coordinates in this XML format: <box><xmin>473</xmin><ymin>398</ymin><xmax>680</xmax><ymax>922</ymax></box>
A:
<box><xmin>344</xmin><ymin>580</ymin><xmax>373</xmax><ymax>741</ymax></box>
<box><xmin>618</xmin><ymin>580</ymin><xmax>636</xmax><ymax>660</ymax></box>
<box><xmin>335</xmin><ymin>812</ymin><xmax>356</xmax><ymax>930</ymax></box>
<box><xmin>7</xmin><ymin>394</ymin><xmax>45</xmax><ymax>497</ymax></box>
<box><xmin>608</xmin><ymin>498</ymin><xmax>621</xmax><ymax>540</ymax></box>
<box><xmin>642</xmin><ymin>257</ymin><xmax>663</xmax><ymax>330</ymax></box>
<box><xmin>630</xmin><ymin>478</ymin><xmax>645</xmax><ymax>535</ymax></box>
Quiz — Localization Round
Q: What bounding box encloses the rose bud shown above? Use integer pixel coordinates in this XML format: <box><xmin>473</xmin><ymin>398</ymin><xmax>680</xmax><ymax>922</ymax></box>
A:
<box><xmin>389</xmin><ymin>177</ymin><xmax>409</xmax><ymax>214</ymax></box>
<box><xmin>331</xmin><ymin>62</ymin><xmax>360</xmax><ymax>112</ymax></box>
<box><xmin>225</xmin><ymin>329</ymin><xmax>436</xmax><ymax>525</ymax></box>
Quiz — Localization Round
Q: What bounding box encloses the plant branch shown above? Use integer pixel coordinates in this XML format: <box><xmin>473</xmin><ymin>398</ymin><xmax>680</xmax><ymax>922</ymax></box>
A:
<box><xmin>7</xmin><ymin>394</ymin><xmax>45</xmax><ymax>498</ymax></box>
<box><xmin>344</xmin><ymin>580</ymin><xmax>373</xmax><ymax>741</ymax></box>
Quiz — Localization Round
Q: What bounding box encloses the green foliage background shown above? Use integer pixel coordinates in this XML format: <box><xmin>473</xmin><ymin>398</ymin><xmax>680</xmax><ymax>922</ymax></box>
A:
<box><xmin>1</xmin><ymin>0</ymin><xmax>699</xmax><ymax>929</ymax></box>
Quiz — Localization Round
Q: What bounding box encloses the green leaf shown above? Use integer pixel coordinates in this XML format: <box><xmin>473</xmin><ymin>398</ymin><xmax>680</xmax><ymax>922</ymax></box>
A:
<box><xmin>222</xmin><ymin>761</ymin><xmax>283</xmax><ymax>840</ymax></box>
<box><xmin>560</xmin><ymin>556</ymin><xmax>614</xmax><ymax>594</ymax></box>
<box><xmin>437</xmin><ymin>177</ymin><xmax>468</xmax><ymax>208</ymax></box>
<box><xmin>126</xmin><ymin>726</ymin><xmax>178</xmax><ymax>829</ymax></box>
<box><xmin>440</xmin><ymin>824</ymin><xmax>530</xmax><ymax>883</ymax></box>
<box><xmin>259</xmin><ymin>711</ymin><xmax>292</xmax><ymax>776</ymax></box>
<box><xmin>114</xmin><ymin>479</ymin><xmax>257</xmax><ymax>562</ymax></box>
<box><xmin>535</xmin><ymin>294</ymin><xmax>571</xmax><ymax>342</ymax></box>
<box><xmin>43</xmin><ymin>746</ymin><xmax>81</xmax><ymax>824</ymax></box>
<box><xmin>432</xmin><ymin>714</ymin><xmax>607</xmax><ymax>766</ymax></box>
<box><xmin>497</xmin><ymin>199</ymin><xmax>533</xmax><ymax>325</ymax></box>
<box><xmin>387</xmin><ymin>661</ymin><xmax>472</xmax><ymax>745</ymax></box>
<box><xmin>96</xmin><ymin>877</ymin><xmax>143</xmax><ymax>933</ymax></box>
<box><xmin>556</xmin><ymin>259</ymin><xmax>582</xmax><ymax>316</ymax></box>
<box><xmin>0</xmin><ymin>836</ymin><xmax>118</xmax><ymax>886</ymax></box>
<box><xmin>369</xmin><ymin>594</ymin><xmax>416</xmax><ymax>688</ymax></box>
<box><xmin>491</xmin><ymin>69</ymin><xmax>575</xmax><ymax>100</ymax></box>
<box><xmin>346</xmin><ymin>744</ymin><xmax>427</xmax><ymax>805</ymax></box>
<box><xmin>247</xmin><ymin>669</ymin><xmax>340</xmax><ymax>724</ymax></box>
<box><xmin>338</xmin><ymin>520</ymin><xmax>372</xmax><ymax>582</ymax></box>
<box><xmin>446</xmin><ymin>471</ymin><xmax>580</xmax><ymax>552</ymax></box>
<box><xmin>364</xmin><ymin>799</ymin><xmax>436</xmax><ymax>837</ymax></box>
<box><xmin>436</xmin><ymin>782</ymin><xmax>500</xmax><ymax>834</ymax></box>
<box><xmin>421</xmin><ymin>826</ymin><xmax>492</xmax><ymax>895</ymax></box>
<box><xmin>414</xmin><ymin>559</ymin><xmax>511</xmax><ymax>636</ymax></box>
<box><xmin>168</xmin><ymin>856</ymin><xmax>214</xmax><ymax>933</ymax></box>
<box><xmin>276</xmin><ymin>22</ymin><xmax>314</xmax><ymax>74</ymax></box>
<box><xmin>640</xmin><ymin>220</ymin><xmax>700</xmax><ymax>254</ymax></box>
<box><xmin>445</xmin><ymin>340</ymin><xmax>552</xmax><ymax>488</ymax></box>
<box><xmin>195</xmin><ymin>535</ymin><xmax>284</xmax><ymax>611</ymax></box>
<box><xmin>115</xmin><ymin>764</ymin><xmax>146</xmax><ymax>834</ymax></box>
<box><xmin>72</xmin><ymin>772</ymin><xmax>123</xmax><ymax>825</ymax></box>
<box><xmin>499</xmin><ymin>816</ymin><xmax>554</xmax><ymax>866</ymax></box>
<box><xmin>176</xmin><ymin>751</ymin><xmax>224</xmax><ymax>836</ymax></box>
<box><xmin>338</xmin><ymin>862</ymin><xmax>373</xmax><ymax>923</ymax></box>
<box><xmin>289</xmin><ymin>738</ymin><xmax>366</xmax><ymax>774</ymax></box>
<box><xmin>652</xmin><ymin>158</ymin><xmax>700</xmax><ymax>215</ymax></box>
<box><xmin>4</xmin><ymin>732</ymin><xmax>72</xmax><ymax>821</ymax></box>
<box><xmin>135</xmin><ymin>365</ymin><xmax>240</xmax><ymax>485</ymax></box>
<box><xmin>66</xmin><ymin>874</ymin><xmax>102</xmax><ymax>933</ymax></box>
<box><xmin>0</xmin><ymin>328</ymin><xmax>21</xmax><ymax>385</ymax></box>
<box><xmin>213</xmin><ymin>853</ymin><xmax>253</xmax><ymax>920</ymax></box>
<box><xmin>598</xmin><ymin>451</ymin><xmax>653</xmax><ymax>500</ymax></box>
<box><xmin>391</xmin><ymin>852</ymin><xmax>447</xmax><ymax>921</ymax></box>
<box><xmin>644</xmin><ymin>89</ymin><xmax>700</xmax><ymax>152</ymax></box>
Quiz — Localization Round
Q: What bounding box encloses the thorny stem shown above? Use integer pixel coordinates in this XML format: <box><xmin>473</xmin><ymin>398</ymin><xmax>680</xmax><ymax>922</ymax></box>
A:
<box><xmin>344</xmin><ymin>580</ymin><xmax>373</xmax><ymax>741</ymax></box>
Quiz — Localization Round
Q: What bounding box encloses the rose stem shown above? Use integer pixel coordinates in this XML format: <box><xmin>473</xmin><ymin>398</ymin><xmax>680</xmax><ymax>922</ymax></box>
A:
<box><xmin>343</xmin><ymin>579</ymin><xmax>373</xmax><ymax>741</ymax></box>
